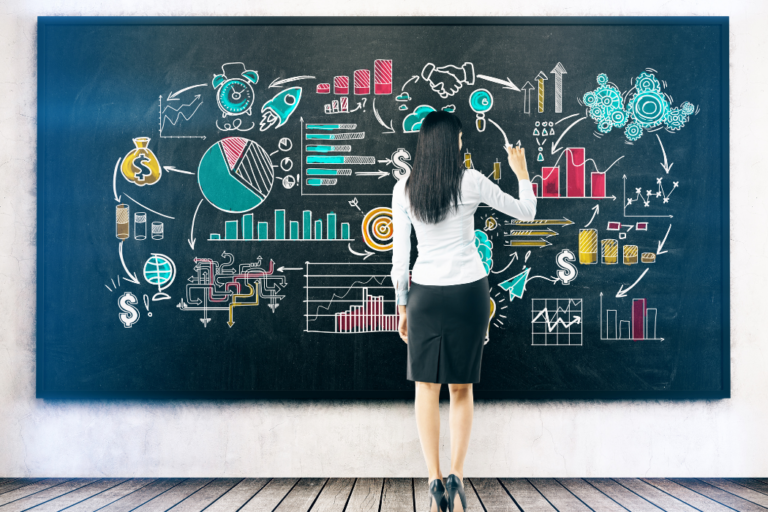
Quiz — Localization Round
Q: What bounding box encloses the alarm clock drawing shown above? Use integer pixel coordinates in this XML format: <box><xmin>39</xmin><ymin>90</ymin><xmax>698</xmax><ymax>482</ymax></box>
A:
<box><xmin>213</xmin><ymin>62</ymin><xmax>259</xmax><ymax>131</ymax></box>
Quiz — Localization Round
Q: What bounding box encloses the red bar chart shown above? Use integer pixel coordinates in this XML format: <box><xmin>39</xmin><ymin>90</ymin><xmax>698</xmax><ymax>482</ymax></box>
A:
<box><xmin>600</xmin><ymin>294</ymin><xmax>662</xmax><ymax>341</ymax></box>
<box><xmin>533</xmin><ymin>147</ymin><xmax>612</xmax><ymax>199</ymax></box>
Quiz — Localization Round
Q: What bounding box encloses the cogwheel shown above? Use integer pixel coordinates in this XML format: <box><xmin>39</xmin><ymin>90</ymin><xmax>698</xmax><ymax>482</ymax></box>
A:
<box><xmin>681</xmin><ymin>101</ymin><xmax>695</xmax><ymax>115</ymax></box>
<box><xmin>610</xmin><ymin>109</ymin><xmax>628</xmax><ymax>128</ymax></box>
<box><xmin>595</xmin><ymin>85</ymin><xmax>623</xmax><ymax>113</ymax></box>
<box><xmin>596</xmin><ymin>73</ymin><xmax>609</xmax><ymax>86</ymax></box>
<box><xmin>624</xmin><ymin>122</ymin><xmax>643</xmax><ymax>141</ymax></box>
<box><xmin>588</xmin><ymin>105</ymin><xmax>605</xmax><ymax>121</ymax></box>
<box><xmin>583</xmin><ymin>91</ymin><xmax>597</xmax><ymax>106</ymax></box>
<box><xmin>635</xmin><ymin>72</ymin><xmax>661</xmax><ymax>93</ymax></box>
<box><xmin>664</xmin><ymin>108</ymin><xmax>687</xmax><ymax>131</ymax></box>
<box><xmin>626</xmin><ymin>90</ymin><xmax>670</xmax><ymax>129</ymax></box>
<box><xmin>598</xmin><ymin>119</ymin><xmax>613</xmax><ymax>133</ymax></box>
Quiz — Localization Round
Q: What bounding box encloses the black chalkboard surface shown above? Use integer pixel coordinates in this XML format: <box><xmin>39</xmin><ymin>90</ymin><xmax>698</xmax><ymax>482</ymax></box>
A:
<box><xmin>36</xmin><ymin>17</ymin><xmax>729</xmax><ymax>398</ymax></box>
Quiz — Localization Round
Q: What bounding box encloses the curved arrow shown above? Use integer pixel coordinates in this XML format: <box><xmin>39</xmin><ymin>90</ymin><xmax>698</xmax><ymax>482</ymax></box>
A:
<box><xmin>372</xmin><ymin>98</ymin><xmax>395</xmax><ymax>134</ymax></box>
<box><xmin>616</xmin><ymin>268</ymin><xmax>649</xmax><ymax>298</ymax></box>
<box><xmin>188</xmin><ymin>199</ymin><xmax>204</xmax><ymax>250</ymax></box>
<box><xmin>113</xmin><ymin>158</ymin><xmax>122</xmax><ymax>202</ymax></box>
<box><xmin>491</xmin><ymin>252</ymin><xmax>518</xmax><ymax>274</ymax></box>
<box><xmin>119</xmin><ymin>241</ymin><xmax>141</xmax><ymax>284</ymax></box>
<box><xmin>487</xmin><ymin>118</ymin><xmax>510</xmax><ymax>147</ymax></box>
<box><xmin>584</xmin><ymin>205</ymin><xmax>599</xmax><ymax>227</ymax></box>
<box><xmin>269</xmin><ymin>75</ymin><xmax>315</xmax><ymax>88</ymax></box>
<box><xmin>551</xmin><ymin>116</ymin><xmax>586</xmax><ymax>154</ymax></box>
<box><xmin>476</xmin><ymin>74</ymin><xmax>520</xmax><ymax>91</ymax></box>
<box><xmin>656</xmin><ymin>134</ymin><xmax>674</xmax><ymax>174</ymax></box>
<box><xmin>348</xmin><ymin>243</ymin><xmax>375</xmax><ymax>260</ymax></box>
<box><xmin>167</xmin><ymin>83</ymin><xmax>207</xmax><ymax>101</ymax></box>
<box><xmin>401</xmin><ymin>75</ymin><xmax>419</xmax><ymax>91</ymax></box>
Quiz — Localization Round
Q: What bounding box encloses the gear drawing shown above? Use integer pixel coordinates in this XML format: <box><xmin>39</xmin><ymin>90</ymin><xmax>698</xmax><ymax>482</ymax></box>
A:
<box><xmin>626</xmin><ymin>90</ymin><xmax>670</xmax><ymax>129</ymax></box>
<box><xmin>624</xmin><ymin>122</ymin><xmax>643</xmax><ymax>141</ymax></box>
<box><xmin>635</xmin><ymin>72</ymin><xmax>661</xmax><ymax>93</ymax></box>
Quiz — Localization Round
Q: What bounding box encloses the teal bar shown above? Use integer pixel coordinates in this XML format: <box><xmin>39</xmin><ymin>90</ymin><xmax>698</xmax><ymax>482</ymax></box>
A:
<box><xmin>242</xmin><ymin>214</ymin><xmax>253</xmax><ymax>240</ymax></box>
<box><xmin>275</xmin><ymin>210</ymin><xmax>285</xmax><ymax>239</ymax></box>
<box><xmin>327</xmin><ymin>212</ymin><xmax>336</xmax><ymax>240</ymax></box>
<box><xmin>290</xmin><ymin>221</ymin><xmax>299</xmax><ymax>240</ymax></box>
<box><xmin>225</xmin><ymin>221</ymin><xmax>238</xmax><ymax>240</ymax></box>
<box><xmin>315</xmin><ymin>220</ymin><xmax>323</xmax><ymax>239</ymax></box>
<box><xmin>306</xmin><ymin>134</ymin><xmax>335</xmax><ymax>139</ymax></box>
<box><xmin>307</xmin><ymin>169</ymin><xmax>340</xmax><ymax>175</ymax></box>
<box><xmin>303</xmin><ymin>211</ymin><xmax>312</xmax><ymax>239</ymax></box>
<box><xmin>306</xmin><ymin>145</ymin><xmax>336</xmax><ymax>152</ymax></box>
<box><xmin>307</xmin><ymin>156</ymin><xmax>344</xmax><ymax>164</ymax></box>
<box><xmin>341</xmin><ymin>222</ymin><xmax>349</xmax><ymax>239</ymax></box>
<box><xmin>306</xmin><ymin>124</ymin><xmax>341</xmax><ymax>130</ymax></box>
<box><xmin>258</xmin><ymin>222</ymin><xmax>268</xmax><ymax>240</ymax></box>
<box><xmin>306</xmin><ymin>179</ymin><xmax>326</xmax><ymax>186</ymax></box>
<box><xmin>210</xmin><ymin>234</ymin><xmax>221</xmax><ymax>240</ymax></box>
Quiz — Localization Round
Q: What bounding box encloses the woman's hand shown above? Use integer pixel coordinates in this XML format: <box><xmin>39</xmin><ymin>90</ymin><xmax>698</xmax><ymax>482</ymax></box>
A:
<box><xmin>398</xmin><ymin>305</ymin><xmax>408</xmax><ymax>343</ymax></box>
<box><xmin>505</xmin><ymin>145</ymin><xmax>530</xmax><ymax>181</ymax></box>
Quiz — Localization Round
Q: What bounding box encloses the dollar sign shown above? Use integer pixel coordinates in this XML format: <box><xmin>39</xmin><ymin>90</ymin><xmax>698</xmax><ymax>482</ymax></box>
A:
<box><xmin>118</xmin><ymin>291</ymin><xmax>140</xmax><ymax>328</ymax></box>
<box><xmin>556</xmin><ymin>249</ymin><xmax>578</xmax><ymax>285</ymax></box>
<box><xmin>391</xmin><ymin>148</ymin><xmax>412</xmax><ymax>181</ymax></box>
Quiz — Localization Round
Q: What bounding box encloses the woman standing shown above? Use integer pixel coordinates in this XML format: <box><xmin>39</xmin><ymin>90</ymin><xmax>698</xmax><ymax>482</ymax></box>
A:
<box><xmin>390</xmin><ymin>111</ymin><xmax>536</xmax><ymax>512</ymax></box>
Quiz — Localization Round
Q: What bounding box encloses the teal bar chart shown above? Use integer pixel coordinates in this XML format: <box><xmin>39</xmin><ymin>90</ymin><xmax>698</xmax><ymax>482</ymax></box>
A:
<box><xmin>209</xmin><ymin>209</ymin><xmax>352</xmax><ymax>241</ymax></box>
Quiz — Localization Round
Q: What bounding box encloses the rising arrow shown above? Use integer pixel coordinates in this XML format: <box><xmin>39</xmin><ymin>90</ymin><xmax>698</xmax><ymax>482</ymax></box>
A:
<box><xmin>522</xmin><ymin>81</ymin><xmax>535</xmax><ymax>115</ymax></box>
<box><xmin>535</xmin><ymin>71</ymin><xmax>548</xmax><ymax>113</ymax></box>
<box><xmin>550</xmin><ymin>62</ymin><xmax>567</xmax><ymax>113</ymax></box>
<box><xmin>401</xmin><ymin>75</ymin><xmax>419</xmax><ymax>91</ymax></box>
<box><xmin>584</xmin><ymin>205</ymin><xmax>599</xmax><ymax>227</ymax></box>
<box><xmin>348</xmin><ymin>243</ymin><xmax>375</xmax><ymax>260</ymax></box>
<box><xmin>269</xmin><ymin>75</ymin><xmax>315</xmax><ymax>88</ymax></box>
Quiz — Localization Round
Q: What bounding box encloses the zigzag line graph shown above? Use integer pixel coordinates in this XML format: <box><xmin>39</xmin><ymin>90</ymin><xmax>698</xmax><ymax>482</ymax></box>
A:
<box><xmin>158</xmin><ymin>95</ymin><xmax>205</xmax><ymax>139</ymax></box>
<box><xmin>531</xmin><ymin>298</ymin><xmax>583</xmax><ymax>346</ymax></box>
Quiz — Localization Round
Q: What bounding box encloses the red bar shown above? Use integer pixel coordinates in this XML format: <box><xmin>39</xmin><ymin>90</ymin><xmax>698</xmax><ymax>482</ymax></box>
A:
<box><xmin>632</xmin><ymin>299</ymin><xmax>647</xmax><ymax>340</ymax></box>
<box><xmin>316</xmin><ymin>83</ymin><xmax>330</xmax><ymax>94</ymax></box>
<box><xmin>374</xmin><ymin>59</ymin><xmax>392</xmax><ymax>95</ymax></box>
<box><xmin>591</xmin><ymin>172</ymin><xmax>605</xmax><ymax>198</ymax></box>
<box><xmin>566</xmin><ymin>148</ymin><xmax>585</xmax><ymax>197</ymax></box>
<box><xmin>531</xmin><ymin>183</ymin><xmax>539</xmax><ymax>197</ymax></box>
<box><xmin>334</xmin><ymin>76</ymin><xmax>349</xmax><ymax>95</ymax></box>
<box><xmin>354</xmin><ymin>69</ymin><xmax>370</xmax><ymax>95</ymax></box>
<box><xmin>542</xmin><ymin>167</ymin><xmax>559</xmax><ymax>197</ymax></box>
<box><xmin>340</xmin><ymin>97</ymin><xmax>348</xmax><ymax>112</ymax></box>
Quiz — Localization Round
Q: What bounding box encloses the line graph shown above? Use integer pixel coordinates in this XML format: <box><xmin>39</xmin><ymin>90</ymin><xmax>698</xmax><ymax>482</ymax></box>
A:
<box><xmin>304</xmin><ymin>262</ymin><xmax>404</xmax><ymax>334</ymax></box>
<box><xmin>158</xmin><ymin>95</ymin><xmax>205</xmax><ymax>139</ymax></box>
<box><xmin>531</xmin><ymin>298</ymin><xmax>583</xmax><ymax>346</ymax></box>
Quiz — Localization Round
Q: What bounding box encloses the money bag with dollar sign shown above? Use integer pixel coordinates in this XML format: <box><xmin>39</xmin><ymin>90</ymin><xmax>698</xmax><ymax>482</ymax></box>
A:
<box><xmin>121</xmin><ymin>137</ymin><xmax>162</xmax><ymax>186</ymax></box>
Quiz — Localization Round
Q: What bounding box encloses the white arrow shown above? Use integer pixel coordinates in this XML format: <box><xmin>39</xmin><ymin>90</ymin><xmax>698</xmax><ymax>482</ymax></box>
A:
<box><xmin>657</xmin><ymin>224</ymin><xmax>672</xmax><ymax>255</ymax></box>
<box><xmin>112</xmin><ymin>157</ymin><xmax>122</xmax><ymax>202</ymax></box>
<box><xmin>522</xmin><ymin>81</ymin><xmax>535</xmax><ymax>115</ymax></box>
<box><xmin>527</xmin><ymin>275</ymin><xmax>561</xmax><ymax>284</ymax></box>
<box><xmin>269</xmin><ymin>75</ymin><xmax>315</xmax><ymax>88</ymax></box>
<box><xmin>163</xmin><ymin>166</ymin><xmax>193</xmax><ymax>175</ymax></box>
<box><xmin>119</xmin><ymin>241</ymin><xmax>141</xmax><ymax>284</ymax></box>
<box><xmin>551</xmin><ymin>116</ymin><xmax>586</xmax><ymax>154</ymax></box>
<box><xmin>656</xmin><ymin>134</ymin><xmax>674</xmax><ymax>174</ymax></box>
<box><xmin>550</xmin><ymin>62</ymin><xmax>567</xmax><ymax>113</ymax></box>
<box><xmin>372</xmin><ymin>98</ymin><xmax>396</xmax><ymax>134</ymax></box>
<box><xmin>355</xmin><ymin>170</ymin><xmax>390</xmax><ymax>179</ymax></box>
<box><xmin>488</xmin><ymin>118</ymin><xmax>510</xmax><ymax>147</ymax></box>
<box><xmin>167</xmin><ymin>83</ymin><xmax>207</xmax><ymax>101</ymax></box>
<box><xmin>476</xmin><ymin>74</ymin><xmax>521</xmax><ymax>91</ymax></box>
<box><xmin>277</xmin><ymin>266</ymin><xmax>303</xmax><ymax>272</ymax></box>
<box><xmin>188</xmin><ymin>199</ymin><xmax>204</xmax><ymax>250</ymax></box>
<box><xmin>378</xmin><ymin>158</ymin><xmax>393</xmax><ymax>165</ymax></box>
<box><xmin>348</xmin><ymin>243</ymin><xmax>375</xmax><ymax>260</ymax></box>
<box><xmin>491</xmin><ymin>252</ymin><xmax>518</xmax><ymax>274</ymax></box>
<box><xmin>616</xmin><ymin>268</ymin><xmax>649</xmax><ymax>298</ymax></box>
<box><xmin>401</xmin><ymin>75</ymin><xmax>419</xmax><ymax>91</ymax></box>
<box><xmin>584</xmin><ymin>205</ymin><xmax>599</xmax><ymax>227</ymax></box>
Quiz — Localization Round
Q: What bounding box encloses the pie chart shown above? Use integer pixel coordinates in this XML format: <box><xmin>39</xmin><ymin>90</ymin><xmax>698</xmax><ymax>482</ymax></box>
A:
<box><xmin>198</xmin><ymin>137</ymin><xmax>275</xmax><ymax>213</ymax></box>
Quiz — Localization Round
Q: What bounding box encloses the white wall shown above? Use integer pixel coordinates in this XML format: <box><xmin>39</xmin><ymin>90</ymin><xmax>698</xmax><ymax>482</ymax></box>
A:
<box><xmin>1</xmin><ymin>0</ymin><xmax>765</xmax><ymax>477</ymax></box>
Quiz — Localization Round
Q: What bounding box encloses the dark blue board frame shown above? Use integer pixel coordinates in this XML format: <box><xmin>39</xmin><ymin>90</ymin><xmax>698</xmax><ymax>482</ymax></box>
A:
<box><xmin>37</xmin><ymin>16</ymin><xmax>729</xmax><ymax>399</ymax></box>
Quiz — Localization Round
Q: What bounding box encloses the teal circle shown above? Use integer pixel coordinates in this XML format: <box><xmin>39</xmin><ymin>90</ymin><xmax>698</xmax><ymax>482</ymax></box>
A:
<box><xmin>218</xmin><ymin>78</ymin><xmax>254</xmax><ymax>115</ymax></box>
<box><xmin>469</xmin><ymin>89</ymin><xmax>493</xmax><ymax>113</ymax></box>
<box><xmin>144</xmin><ymin>255</ymin><xmax>173</xmax><ymax>286</ymax></box>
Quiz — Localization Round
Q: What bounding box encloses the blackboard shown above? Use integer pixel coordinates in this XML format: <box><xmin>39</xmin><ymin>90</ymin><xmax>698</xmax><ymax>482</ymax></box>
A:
<box><xmin>37</xmin><ymin>17</ymin><xmax>730</xmax><ymax>398</ymax></box>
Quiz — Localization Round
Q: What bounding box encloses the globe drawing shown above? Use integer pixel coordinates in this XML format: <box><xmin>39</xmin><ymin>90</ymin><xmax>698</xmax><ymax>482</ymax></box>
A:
<box><xmin>198</xmin><ymin>137</ymin><xmax>275</xmax><ymax>213</ymax></box>
<box><xmin>143</xmin><ymin>253</ymin><xmax>176</xmax><ymax>301</ymax></box>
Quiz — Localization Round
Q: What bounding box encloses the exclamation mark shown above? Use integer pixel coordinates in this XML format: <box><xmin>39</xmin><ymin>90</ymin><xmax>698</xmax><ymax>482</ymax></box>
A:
<box><xmin>143</xmin><ymin>294</ymin><xmax>152</xmax><ymax>317</ymax></box>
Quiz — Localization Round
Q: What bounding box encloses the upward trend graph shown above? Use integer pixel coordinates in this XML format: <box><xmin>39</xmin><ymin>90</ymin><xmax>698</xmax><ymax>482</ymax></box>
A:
<box><xmin>304</xmin><ymin>262</ymin><xmax>402</xmax><ymax>333</ymax></box>
<box><xmin>531</xmin><ymin>298</ymin><xmax>583</xmax><ymax>346</ymax></box>
<box><xmin>159</xmin><ymin>95</ymin><xmax>205</xmax><ymax>139</ymax></box>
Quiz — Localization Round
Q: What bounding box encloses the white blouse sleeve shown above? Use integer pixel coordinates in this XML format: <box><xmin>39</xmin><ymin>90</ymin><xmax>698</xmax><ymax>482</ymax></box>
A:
<box><xmin>390</xmin><ymin>184</ymin><xmax>412</xmax><ymax>305</ymax></box>
<box><xmin>471</xmin><ymin>169</ymin><xmax>537</xmax><ymax>221</ymax></box>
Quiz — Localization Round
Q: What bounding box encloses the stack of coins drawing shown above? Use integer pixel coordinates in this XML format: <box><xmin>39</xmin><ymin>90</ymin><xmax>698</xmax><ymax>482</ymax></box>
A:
<box><xmin>579</xmin><ymin>229</ymin><xmax>598</xmax><ymax>264</ymax></box>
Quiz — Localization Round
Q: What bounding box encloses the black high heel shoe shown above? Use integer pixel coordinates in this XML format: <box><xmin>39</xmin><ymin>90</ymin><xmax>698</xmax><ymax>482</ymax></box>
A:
<box><xmin>445</xmin><ymin>474</ymin><xmax>467</xmax><ymax>512</ymax></box>
<box><xmin>428</xmin><ymin>478</ymin><xmax>448</xmax><ymax>512</ymax></box>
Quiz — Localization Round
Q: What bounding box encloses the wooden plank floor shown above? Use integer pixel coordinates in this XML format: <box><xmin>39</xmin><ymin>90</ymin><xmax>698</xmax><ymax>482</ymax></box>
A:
<box><xmin>1</xmin><ymin>478</ymin><xmax>767</xmax><ymax>511</ymax></box>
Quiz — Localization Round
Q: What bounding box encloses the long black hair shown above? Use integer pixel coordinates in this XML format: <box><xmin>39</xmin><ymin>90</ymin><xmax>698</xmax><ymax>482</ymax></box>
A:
<box><xmin>405</xmin><ymin>111</ymin><xmax>465</xmax><ymax>224</ymax></box>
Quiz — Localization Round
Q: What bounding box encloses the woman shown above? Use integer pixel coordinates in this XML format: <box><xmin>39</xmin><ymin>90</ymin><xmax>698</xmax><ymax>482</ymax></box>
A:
<box><xmin>390</xmin><ymin>111</ymin><xmax>536</xmax><ymax>512</ymax></box>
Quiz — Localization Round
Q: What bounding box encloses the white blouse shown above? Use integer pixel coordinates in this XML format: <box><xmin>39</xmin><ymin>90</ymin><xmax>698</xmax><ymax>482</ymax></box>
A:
<box><xmin>390</xmin><ymin>169</ymin><xmax>537</xmax><ymax>305</ymax></box>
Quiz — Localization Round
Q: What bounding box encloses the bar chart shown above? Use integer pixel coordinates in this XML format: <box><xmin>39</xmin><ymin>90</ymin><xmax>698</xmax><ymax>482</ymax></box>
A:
<box><xmin>208</xmin><ymin>209</ymin><xmax>352</xmax><ymax>241</ymax></box>
<box><xmin>600</xmin><ymin>293</ymin><xmax>663</xmax><ymax>341</ymax></box>
<box><xmin>304</xmin><ymin>262</ymin><xmax>403</xmax><ymax>334</ymax></box>
<box><xmin>533</xmin><ymin>148</ymin><xmax>613</xmax><ymax>199</ymax></box>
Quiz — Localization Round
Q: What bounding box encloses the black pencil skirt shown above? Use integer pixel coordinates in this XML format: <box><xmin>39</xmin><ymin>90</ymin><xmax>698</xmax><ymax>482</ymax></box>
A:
<box><xmin>406</xmin><ymin>276</ymin><xmax>490</xmax><ymax>384</ymax></box>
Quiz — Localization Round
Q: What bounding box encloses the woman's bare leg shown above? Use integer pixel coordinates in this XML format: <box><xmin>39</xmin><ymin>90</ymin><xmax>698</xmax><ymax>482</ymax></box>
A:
<box><xmin>415</xmin><ymin>381</ymin><xmax>443</xmax><ymax>487</ymax></box>
<box><xmin>448</xmin><ymin>383</ymin><xmax>473</xmax><ymax>493</ymax></box>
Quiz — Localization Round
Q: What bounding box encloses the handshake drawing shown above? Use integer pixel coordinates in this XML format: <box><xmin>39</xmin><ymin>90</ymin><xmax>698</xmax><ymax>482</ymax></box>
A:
<box><xmin>421</xmin><ymin>62</ymin><xmax>476</xmax><ymax>98</ymax></box>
